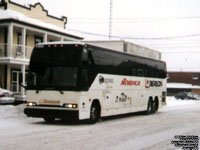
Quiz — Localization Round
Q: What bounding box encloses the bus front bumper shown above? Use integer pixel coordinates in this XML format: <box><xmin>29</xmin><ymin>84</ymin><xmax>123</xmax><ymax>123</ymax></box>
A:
<box><xmin>24</xmin><ymin>108</ymin><xmax>79</xmax><ymax>120</ymax></box>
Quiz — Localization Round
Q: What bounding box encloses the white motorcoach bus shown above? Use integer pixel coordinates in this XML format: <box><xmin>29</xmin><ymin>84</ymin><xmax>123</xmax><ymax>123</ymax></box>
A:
<box><xmin>24</xmin><ymin>42</ymin><xmax>167</xmax><ymax>123</ymax></box>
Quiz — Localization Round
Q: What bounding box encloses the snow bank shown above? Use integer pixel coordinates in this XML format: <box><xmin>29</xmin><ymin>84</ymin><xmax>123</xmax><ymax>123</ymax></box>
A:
<box><xmin>0</xmin><ymin>104</ymin><xmax>25</xmax><ymax>119</ymax></box>
<box><xmin>166</xmin><ymin>96</ymin><xmax>200</xmax><ymax>106</ymax></box>
<box><xmin>167</xmin><ymin>83</ymin><xmax>200</xmax><ymax>89</ymax></box>
<box><xmin>0</xmin><ymin>104</ymin><xmax>27</xmax><ymax>128</ymax></box>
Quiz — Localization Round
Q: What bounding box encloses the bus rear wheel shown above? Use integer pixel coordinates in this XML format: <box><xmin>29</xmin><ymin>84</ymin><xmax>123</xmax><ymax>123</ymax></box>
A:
<box><xmin>153</xmin><ymin>98</ymin><xmax>159</xmax><ymax>113</ymax></box>
<box><xmin>146</xmin><ymin>99</ymin><xmax>153</xmax><ymax>115</ymax></box>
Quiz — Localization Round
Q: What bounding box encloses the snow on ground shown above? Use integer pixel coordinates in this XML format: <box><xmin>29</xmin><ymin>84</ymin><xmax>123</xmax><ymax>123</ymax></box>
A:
<box><xmin>167</xmin><ymin>96</ymin><xmax>200</xmax><ymax>106</ymax></box>
<box><xmin>0</xmin><ymin>97</ymin><xmax>199</xmax><ymax>119</ymax></box>
<box><xmin>0</xmin><ymin>96</ymin><xmax>199</xmax><ymax>125</ymax></box>
<box><xmin>0</xmin><ymin>104</ymin><xmax>25</xmax><ymax>119</ymax></box>
<box><xmin>0</xmin><ymin>97</ymin><xmax>200</xmax><ymax>150</ymax></box>
<box><xmin>0</xmin><ymin>104</ymin><xmax>34</xmax><ymax>128</ymax></box>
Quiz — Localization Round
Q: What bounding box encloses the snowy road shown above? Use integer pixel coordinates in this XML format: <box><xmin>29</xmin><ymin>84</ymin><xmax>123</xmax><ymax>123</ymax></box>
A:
<box><xmin>0</xmin><ymin>97</ymin><xmax>200</xmax><ymax>150</ymax></box>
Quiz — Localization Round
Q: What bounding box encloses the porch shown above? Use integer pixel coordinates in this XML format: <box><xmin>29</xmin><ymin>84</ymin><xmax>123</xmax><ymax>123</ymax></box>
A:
<box><xmin>0</xmin><ymin>22</ymin><xmax>72</xmax><ymax>101</ymax></box>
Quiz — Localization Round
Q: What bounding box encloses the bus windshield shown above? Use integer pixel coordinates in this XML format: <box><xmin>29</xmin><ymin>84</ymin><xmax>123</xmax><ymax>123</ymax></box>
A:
<box><xmin>27</xmin><ymin>44</ymin><xmax>82</xmax><ymax>90</ymax></box>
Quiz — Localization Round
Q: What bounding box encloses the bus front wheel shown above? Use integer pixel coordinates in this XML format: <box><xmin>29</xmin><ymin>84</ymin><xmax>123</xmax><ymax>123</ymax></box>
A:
<box><xmin>88</xmin><ymin>103</ymin><xmax>100</xmax><ymax>124</ymax></box>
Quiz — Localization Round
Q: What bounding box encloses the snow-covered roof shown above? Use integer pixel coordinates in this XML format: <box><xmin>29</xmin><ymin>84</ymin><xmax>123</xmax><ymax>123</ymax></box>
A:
<box><xmin>167</xmin><ymin>83</ymin><xmax>200</xmax><ymax>89</ymax></box>
<box><xmin>0</xmin><ymin>9</ymin><xmax>83</xmax><ymax>39</ymax></box>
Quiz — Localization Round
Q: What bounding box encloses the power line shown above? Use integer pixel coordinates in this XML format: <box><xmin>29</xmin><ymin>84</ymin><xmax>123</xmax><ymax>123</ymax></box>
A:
<box><xmin>67</xmin><ymin>15</ymin><xmax>200</xmax><ymax>25</ymax></box>
<box><xmin>67</xmin><ymin>28</ymin><xmax>200</xmax><ymax>40</ymax></box>
<box><xmin>69</xmin><ymin>16</ymin><xmax>200</xmax><ymax>21</ymax></box>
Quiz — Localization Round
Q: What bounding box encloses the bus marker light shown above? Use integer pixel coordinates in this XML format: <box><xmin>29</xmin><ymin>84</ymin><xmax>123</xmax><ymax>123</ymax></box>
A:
<box><xmin>72</xmin><ymin>104</ymin><xmax>77</xmax><ymax>108</ymax></box>
<box><xmin>26</xmin><ymin>102</ymin><xmax>36</xmax><ymax>106</ymax></box>
<box><xmin>89</xmin><ymin>98</ymin><xmax>91</xmax><ymax>102</ymax></box>
<box><xmin>64</xmin><ymin>103</ymin><xmax>77</xmax><ymax>108</ymax></box>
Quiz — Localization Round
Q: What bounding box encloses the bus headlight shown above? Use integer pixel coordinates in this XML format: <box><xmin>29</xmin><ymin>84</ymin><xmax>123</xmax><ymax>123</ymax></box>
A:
<box><xmin>64</xmin><ymin>103</ymin><xmax>78</xmax><ymax>108</ymax></box>
<box><xmin>26</xmin><ymin>102</ymin><xmax>37</xmax><ymax>106</ymax></box>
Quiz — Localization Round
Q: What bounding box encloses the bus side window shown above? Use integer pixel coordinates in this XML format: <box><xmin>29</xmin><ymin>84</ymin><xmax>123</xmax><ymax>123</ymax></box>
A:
<box><xmin>80</xmin><ymin>69</ymin><xmax>88</xmax><ymax>86</ymax></box>
<box><xmin>82</xmin><ymin>49</ymin><xmax>88</xmax><ymax>65</ymax></box>
<box><xmin>88</xmin><ymin>51</ymin><xmax>94</xmax><ymax>65</ymax></box>
<box><xmin>132</xmin><ymin>68</ymin><xmax>136</xmax><ymax>76</ymax></box>
<box><xmin>137</xmin><ymin>68</ymin><xmax>144</xmax><ymax>77</ymax></box>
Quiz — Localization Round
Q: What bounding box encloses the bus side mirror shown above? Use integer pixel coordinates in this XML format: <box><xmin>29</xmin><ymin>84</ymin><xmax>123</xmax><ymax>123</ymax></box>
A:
<box><xmin>82</xmin><ymin>49</ymin><xmax>89</xmax><ymax>66</ymax></box>
<box><xmin>19</xmin><ymin>82</ymin><xmax>27</xmax><ymax>89</ymax></box>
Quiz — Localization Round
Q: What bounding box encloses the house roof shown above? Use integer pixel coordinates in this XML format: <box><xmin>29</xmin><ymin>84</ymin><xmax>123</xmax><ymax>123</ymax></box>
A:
<box><xmin>167</xmin><ymin>83</ymin><xmax>200</xmax><ymax>89</ymax></box>
<box><xmin>0</xmin><ymin>9</ymin><xmax>83</xmax><ymax>40</ymax></box>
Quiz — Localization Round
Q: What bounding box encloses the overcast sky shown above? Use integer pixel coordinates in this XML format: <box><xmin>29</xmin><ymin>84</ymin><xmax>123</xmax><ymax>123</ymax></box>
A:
<box><xmin>13</xmin><ymin>0</ymin><xmax>200</xmax><ymax>72</ymax></box>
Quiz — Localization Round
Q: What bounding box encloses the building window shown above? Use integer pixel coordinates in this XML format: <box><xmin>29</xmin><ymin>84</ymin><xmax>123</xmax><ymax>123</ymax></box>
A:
<box><xmin>11</xmin><ymin>70</ymin><xmax>27</xmax><ymax>93</ymax></box>
<box><xmin>17</xmin><ymin>33</ymin><xmax>22</xmax><ymax>45</ymax></box>
<box><xmin>193</xmin><ymin>74</ymin><xmax>199</xmax><ymax>80</ymax></box>
<box><xmin>17</xmin><ymin>33</ymin><xmax>27</xmax><ymax>56</ymax></box>
<box><xmin>17</xmin><ymin>33</ymin><xmax>27</xmax><ymax>45</ymax></box>
<box><xmin>34</xmin><ymin>36</ymin><xmax>43</xmax><ymax>44</ymax></box>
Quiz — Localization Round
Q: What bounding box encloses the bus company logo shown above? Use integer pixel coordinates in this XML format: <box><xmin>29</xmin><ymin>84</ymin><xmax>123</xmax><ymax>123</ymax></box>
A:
<box><xmin>145</xmin><ymin>80</ymin><xmax>162</xmax><ymax>88</ymax></box>
<box><xmin>99</xmin><ymin>75</ymin><xmax>113</xmax><ymax>84</ymax></box>
<box><xmin>121</xmin><ymin>78</ymin><xmax>140</xmax><ymax>86</ymax></box>
<box><xmin>99</xmin><ymin>75</ymin><xmax>104</xmax><ymax>84</ymax></box>
<box><xmin>145</xmin><ymin>80</ymin><xmax>150</xmax><ymax>88</ymax></box>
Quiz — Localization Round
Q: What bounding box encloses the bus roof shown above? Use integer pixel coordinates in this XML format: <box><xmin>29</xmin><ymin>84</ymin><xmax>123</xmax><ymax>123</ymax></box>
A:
<box><xmin>36</xmin><ymin>41</ymin><xmax>86</xmax><ymax>46</ymax></box>
<box><xmin>36</xmin><ymin>41</ymin><xmax>161</xmax><ymax>61</ymax></box>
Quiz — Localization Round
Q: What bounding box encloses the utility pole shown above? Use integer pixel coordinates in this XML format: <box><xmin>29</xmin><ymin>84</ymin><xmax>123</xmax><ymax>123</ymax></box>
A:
<box><xmin>109</xmin><ymin>0</ymin><xmax>113</xmax><ymax>40</ymax></box>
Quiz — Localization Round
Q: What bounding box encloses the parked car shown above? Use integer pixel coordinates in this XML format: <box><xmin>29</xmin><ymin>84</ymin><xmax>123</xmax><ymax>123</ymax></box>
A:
<box><xmin>0</xmin><ymin>87</ymin><xmax>15</xmax><ymax>104</ymax></box>
<box><xmin>175</xmin><ymin>92</ymin><xmax>200</xmax><ymax>100</ymax></box>
<box><xmin>187</xmin><ymin>92</ymin><xmax>200</xmax><ymax>100</ymax></box>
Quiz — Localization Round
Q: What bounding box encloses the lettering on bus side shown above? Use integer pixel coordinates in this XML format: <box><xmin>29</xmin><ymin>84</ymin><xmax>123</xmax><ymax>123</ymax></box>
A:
<box><xmin>121</xmin><ymin>78</ymin><xmax>140</xmax><ymax>86</ymax></box>
<box><xmin>145</xmin><ymin>80</ymin><xmax>162</xmax><ymax>88</ymax></box>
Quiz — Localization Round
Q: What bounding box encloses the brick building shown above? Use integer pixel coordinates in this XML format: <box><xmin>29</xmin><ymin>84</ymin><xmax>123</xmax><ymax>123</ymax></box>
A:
<box><xmin>167</xmin><ymin>72</ymin><xmax>200</xmax><ymax>95</ymax></box>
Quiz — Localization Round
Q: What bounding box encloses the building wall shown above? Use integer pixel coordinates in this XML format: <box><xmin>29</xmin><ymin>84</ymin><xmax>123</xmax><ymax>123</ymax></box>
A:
<box><xmin>0</xmin><ymin>28</ymin><xmax>3</xmax><ymax>43</ymax></box>
<box><xmin>0</xmin><ymin>28</ymin><xmax>4</xmax><ymax>56</ymax></box>
<box><xmin>0</xmin><ymin>65</ymin><xmax>4</xmax><ymax>87</ymax></box>
<box><xmin>0</xmin><ymin>28</ymin><xmax>36</xmax><ymax>90</ymax></box>
<box><xmin>4</xmin><ymin>0</ymin><xmax>67</xmax><ymax>29</ymax></box>
<box><xmin>0</xmin><ymin>28</ymin><xmax>5</xmax><ymax>88</ymax></box>
<box><xmin>168</xmin><ymin>72</ymin><xmax>200</xmax><ymax>85</ymax></box>
<box><xmin>12</xmin><ymin>29</ymin><xmax>33</xmax><ymax>58</ymax></box>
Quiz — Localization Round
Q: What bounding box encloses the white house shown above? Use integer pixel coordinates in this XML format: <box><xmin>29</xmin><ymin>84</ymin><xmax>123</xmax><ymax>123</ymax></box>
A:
<box><xmin>0</xmin><ymin>0</ymin><xmax>83</xmax><ymax>102</ymax></box>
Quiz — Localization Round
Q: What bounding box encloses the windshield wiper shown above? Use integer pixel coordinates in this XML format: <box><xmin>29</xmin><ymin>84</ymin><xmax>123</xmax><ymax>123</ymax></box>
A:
<box><xmin>55</xmin><ymin>88</ymin><xmax>64</xmax><ymax>94</ymax></box>
<box><xmin>59</xmin><ymin>90</ymin><xmax>64</xmax><ymax>94</ymax></box>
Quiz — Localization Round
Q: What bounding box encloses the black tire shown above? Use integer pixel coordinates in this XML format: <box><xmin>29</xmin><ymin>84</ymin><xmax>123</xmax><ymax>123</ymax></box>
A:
<box><xmin>153</xmin><ymin>99</ymin><xmax>159</xmax><ymax>113</ymax></box>
<box><xmin>43</xmin><ymin>117</ymin><xmax>55</xmax><ymax>123</ymax></box>
<box><xmin>146</xmin><ymin>99</ymin><xmax>153</xmax><ymax>115</ymax></box>
<box><xmin>88</xmin><ymin>104</ymin><xmax>100</xmax><ymax>124</ymax></box>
